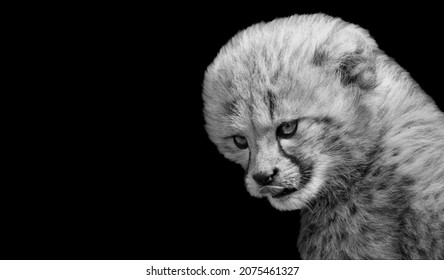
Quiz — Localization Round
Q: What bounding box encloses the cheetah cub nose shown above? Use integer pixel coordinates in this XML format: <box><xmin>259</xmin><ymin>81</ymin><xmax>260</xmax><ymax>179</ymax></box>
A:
<box><xmin>252</xmin><ymin>168</ymin><xmax>278</xmax><ymax>186</ymax></box>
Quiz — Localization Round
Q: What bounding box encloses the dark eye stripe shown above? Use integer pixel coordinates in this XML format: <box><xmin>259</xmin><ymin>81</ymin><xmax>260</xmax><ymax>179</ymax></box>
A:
<box><xmin>277</xmin><ymin>141</ymin><xmax>314</xmax><ymax>189</ymax></box>
<box><xmin>277</xmin><ymin>120</ymin><xmax>298</xmax><ymax>138</ymax></box>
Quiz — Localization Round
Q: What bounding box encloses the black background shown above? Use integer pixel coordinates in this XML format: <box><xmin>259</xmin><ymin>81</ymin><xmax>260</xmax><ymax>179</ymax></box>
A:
<box><xmin>4</xmin><ymin>4</ymin><xmax>442</xmax><ymax>260</ymax></box>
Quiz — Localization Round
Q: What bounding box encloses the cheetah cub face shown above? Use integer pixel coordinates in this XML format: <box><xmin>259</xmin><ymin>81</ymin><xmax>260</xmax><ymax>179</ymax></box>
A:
<box><xmin>203</xmin><ymin>14</ymin><xmax>379</xmax><ymax>211</ymax></box>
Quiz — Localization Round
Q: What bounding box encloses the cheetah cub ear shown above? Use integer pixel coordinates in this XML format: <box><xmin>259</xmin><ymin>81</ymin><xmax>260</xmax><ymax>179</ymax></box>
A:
<box><xmin>312</xmin><ymin>24</ymin><xmax>378</xmax><ymax>91</ymax></box>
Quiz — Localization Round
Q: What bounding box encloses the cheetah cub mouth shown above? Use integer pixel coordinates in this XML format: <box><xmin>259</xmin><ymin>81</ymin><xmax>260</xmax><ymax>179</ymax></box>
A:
<box><xmin>258</xmin><ymin>185</ymin><xmax>298</xmax><ymax>199</ymax></box>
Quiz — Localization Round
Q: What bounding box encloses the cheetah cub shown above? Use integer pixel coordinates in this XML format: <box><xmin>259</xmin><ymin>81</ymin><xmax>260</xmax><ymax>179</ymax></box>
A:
<box><xmin>202</xmin><ymin>14</ymin><xmax>444</xmax><ymax>259</ymax></box>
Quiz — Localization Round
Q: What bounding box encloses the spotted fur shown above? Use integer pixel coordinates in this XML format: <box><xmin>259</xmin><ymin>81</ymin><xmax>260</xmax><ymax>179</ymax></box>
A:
<box><xmin>202</xmin><ymin>14</ymin><xmax>444</xmax><ymax>259</ymax></box>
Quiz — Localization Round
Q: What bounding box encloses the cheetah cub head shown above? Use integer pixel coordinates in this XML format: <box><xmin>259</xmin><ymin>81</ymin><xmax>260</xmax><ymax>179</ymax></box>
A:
<box><xmin>203</xmin><ymin>14</ymin><xmax>381</xmax><ymax>211</ymax></box>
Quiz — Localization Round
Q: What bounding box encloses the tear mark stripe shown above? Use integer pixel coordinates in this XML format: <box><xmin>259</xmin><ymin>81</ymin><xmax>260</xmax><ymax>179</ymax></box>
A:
<box><xmin>277</xmin><ymin>141</ymin><xmax>313</xmax><ymax>189</ymax></box>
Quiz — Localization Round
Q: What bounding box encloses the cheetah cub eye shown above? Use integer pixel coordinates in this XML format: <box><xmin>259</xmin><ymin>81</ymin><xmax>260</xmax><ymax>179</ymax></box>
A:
<box><xmin>233</xmin><ymin>135</ymin><xmax>248</xmax><ymax>149</ymax></box>
<box><xmin>276</xmin><ymin>120</ymin><xmax>299</xmax><ymax>138</ymax></box>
